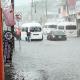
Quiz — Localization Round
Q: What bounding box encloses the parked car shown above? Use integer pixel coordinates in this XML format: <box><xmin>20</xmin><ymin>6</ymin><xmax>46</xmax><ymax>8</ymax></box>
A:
<box><xmin>21</xmin><ymin>22</ymin><xmax>43</xmax><ymax>41</ymax></box>
<box><xmin>47</xmin><ymin>30</ymin><xmax>67</xmax><ymax>41</ymax></box>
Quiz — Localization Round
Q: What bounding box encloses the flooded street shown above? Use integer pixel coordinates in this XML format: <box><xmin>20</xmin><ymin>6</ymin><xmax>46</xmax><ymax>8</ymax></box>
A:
<box><xmin>11</xmin><ymin>37</ymin><xmax>80</xmax><ymax>80</ymax></box>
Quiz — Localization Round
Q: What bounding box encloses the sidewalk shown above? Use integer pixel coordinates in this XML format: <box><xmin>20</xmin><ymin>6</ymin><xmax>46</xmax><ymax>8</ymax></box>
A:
<box><xmin>5</xmin><ymin>63</ymin><xmax>14</xmax><ymax>80</ymax></box>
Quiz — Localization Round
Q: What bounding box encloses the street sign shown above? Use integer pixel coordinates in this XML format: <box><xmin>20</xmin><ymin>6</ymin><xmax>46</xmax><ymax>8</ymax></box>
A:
<box><xmin>15</xmin><ymin>12</ymin><xmax>22</xmax><ymax>21</ymax></box>
<box><xmin>4</xmin><ymin>31</ymin><xmax>13</xmax><ymax>40</ymax></box>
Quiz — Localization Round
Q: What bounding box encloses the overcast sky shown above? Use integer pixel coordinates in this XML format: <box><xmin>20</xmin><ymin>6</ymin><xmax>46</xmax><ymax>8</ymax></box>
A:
<box><xmin>14</xmin><ymin>0</ymin><xmax>40</xmax><ymax>6</ymax></box>
<box><xmin>14</xmin><ymin>0</ymin><xmax>30</xmax><ymax>6</ymax></box>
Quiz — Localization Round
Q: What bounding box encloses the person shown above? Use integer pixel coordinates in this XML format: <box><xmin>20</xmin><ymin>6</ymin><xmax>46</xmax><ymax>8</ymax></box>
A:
<box><xmin>15</xmin><ymin>28</ymin><xmax>21</xmax><ymax>40</ymax></box>
<box><xmin>27</xmin><ymin>28</ymin><xmax>31</xmax><ymax>42</ymax></box>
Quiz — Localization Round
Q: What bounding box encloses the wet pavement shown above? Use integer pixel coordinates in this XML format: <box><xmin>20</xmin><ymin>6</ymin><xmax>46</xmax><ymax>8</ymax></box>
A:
<box><xmin>5</xmin><ymin>38</ymin><xmax>80</xmax><ymax>80</ymax></box>
<box><xmin>5</xmin><ymin>64</ymin><xmax>13</xmax><ymax>80</ymax></box>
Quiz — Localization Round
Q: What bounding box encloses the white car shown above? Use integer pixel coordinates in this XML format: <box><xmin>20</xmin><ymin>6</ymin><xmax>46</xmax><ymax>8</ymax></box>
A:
<box><xmin>43</xmin><ymin>22</ymin><xmax>58</xmax><ymax>34</ymax></box>
<box><xmin>21</xmin><ymin>22</ymin><xmax>43</xmax><ymax>41</ymax></box>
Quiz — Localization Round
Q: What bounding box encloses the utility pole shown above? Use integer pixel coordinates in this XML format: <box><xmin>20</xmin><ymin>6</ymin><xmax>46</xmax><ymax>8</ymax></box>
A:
<box><xmin>0</xmin><ymin>0</ymin><xmax>4</xmax><ymax>80</ymax></box>
<box><xmin>11</xmin><ymin>0</ymin><xmax>14</xmax><ymax>49</ymax></box>
<box><xmin>34</xmin><ymin>2</ymin><xmax>36</xmax><ymax>14</ymax></box>
<box><xmin>45</xmin><ymin>0</ymin><xmax>47</xmax><ymax>21</ymax></box>
<box><xmin>31</xmin><ymin>0</ymin><xmax>33</xmax><ymax>21</ymax></box>
<box><xmin>66</xmin><ymin>0</ymin><xmax>69</xmax><ymax>21</ymax></box>
<box><xmin>34</xmin><ymin>1</ymin><xmax>37</xmax><ymax>21</ymax></box>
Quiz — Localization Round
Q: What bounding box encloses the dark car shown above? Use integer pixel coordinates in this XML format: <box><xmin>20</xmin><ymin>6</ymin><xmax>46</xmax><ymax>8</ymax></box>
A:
<box><xmin>47</xmin><ymin>30</ymin><xmax>67</xmax><ymax>41</ymax></box>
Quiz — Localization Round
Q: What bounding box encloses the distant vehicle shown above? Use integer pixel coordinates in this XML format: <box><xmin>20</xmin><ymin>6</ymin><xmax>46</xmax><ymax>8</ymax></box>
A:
<box><xmin>43</xmin><ymin>22</ymin><xmax>58</xmax><ymax>34</ymax></box>
<box><xmin>57</xmin><ymin>22</ymin><xmax>77</xmax><ymax>37</ymax></box>
<box><xmin>21</xmin><ymin>22</ymin><xmax>43</xmax><ymax>41</ymax></box>
<box><xmin>47</xmin><ymin>31</ymin><xmax>67</xmax><ymax>41</ymax></box>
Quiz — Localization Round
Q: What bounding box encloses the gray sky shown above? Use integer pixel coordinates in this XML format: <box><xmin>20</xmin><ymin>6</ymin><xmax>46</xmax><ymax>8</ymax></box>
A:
<box><xmin>14</xmin><ymin>0</ymin><xmax>30</xmax><ymax>6</ymax></box>
<box><xmin>14</xmin><ymin>0</ymin><xmax>40</xmax><ymax>6</ymax></box>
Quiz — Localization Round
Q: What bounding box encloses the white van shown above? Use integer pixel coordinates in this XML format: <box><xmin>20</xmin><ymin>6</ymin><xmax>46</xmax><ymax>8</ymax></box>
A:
<box><xmin>21</xmin><ymin>22</ymin><xmax>43</xmax><ymax>41</ymax></box>
<box><xmin>43</xmin><ymin>22</ymin><xmax>58</xmax><ymax>34</ymax></box>
<box><xmin>57</xmin><ymin>22</ymin><xmax>77</xmax><ymax>37</ymax></box>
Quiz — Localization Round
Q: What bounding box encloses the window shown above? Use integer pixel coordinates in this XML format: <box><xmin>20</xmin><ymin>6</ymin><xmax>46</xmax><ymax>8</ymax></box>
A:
<box><xmin>48</xmin><ymin>25</ymin><xmax>57</xmax><ymax>29</ymax></box>
<box><xmin>66</xmin><ymin>25</ymin><xmax>76</xmax><ymax>30</ymax></box>
<box><xmin>58</xmin><ymin>26</ymin><xmax>64</xmax><ymax>30</ymax></box>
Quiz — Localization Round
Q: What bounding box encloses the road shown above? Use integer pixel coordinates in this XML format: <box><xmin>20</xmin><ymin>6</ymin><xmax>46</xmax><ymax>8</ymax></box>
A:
<box><xmin>12</xmin><ymin>37</ymin><xmax>80</xmax><ymax>80</ymax></box>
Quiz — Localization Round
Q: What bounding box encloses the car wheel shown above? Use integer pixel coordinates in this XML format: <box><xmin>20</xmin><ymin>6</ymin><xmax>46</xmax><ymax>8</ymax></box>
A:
<box><xmin>47</xmin><ymin>35</ymin><xmax>50</xmax><ymax>40</ymax></box>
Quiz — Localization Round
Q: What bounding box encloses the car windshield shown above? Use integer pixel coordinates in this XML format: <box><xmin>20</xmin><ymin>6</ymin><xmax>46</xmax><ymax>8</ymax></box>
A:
<box><xmin>30</xmin><ymin>27</ymin><xmax>41</xmax><ymax>32</ymax></box>
<box><xmin>52</xmin><ymin>31</ymin><xmax>65</xmax><ymax>35</ymax></box>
